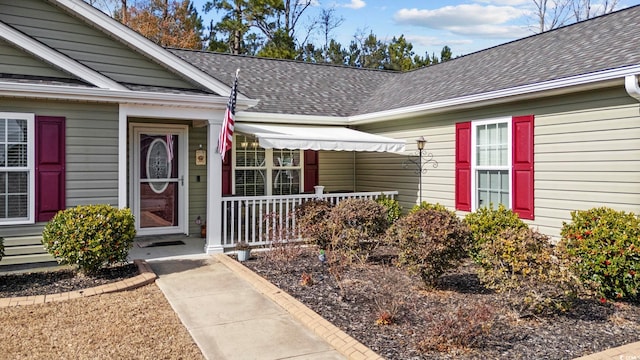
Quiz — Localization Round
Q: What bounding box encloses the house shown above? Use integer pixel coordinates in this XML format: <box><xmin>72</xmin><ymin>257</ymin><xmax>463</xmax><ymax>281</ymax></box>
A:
<box><xmin>1</xmin><ymin>0</ymin><xmax>638</xmax><ymax>266</ymax></box>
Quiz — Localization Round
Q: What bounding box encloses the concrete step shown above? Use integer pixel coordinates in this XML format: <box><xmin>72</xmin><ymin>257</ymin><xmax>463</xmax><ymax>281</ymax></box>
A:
<box><xmin>3</xmin><ymin>235</ymin><xmax>43</xmax><ymax>247</ymax></box>
<box><xmin>4</xmin><ymin>244</ymin><xmax>48</xmax><ymax>256</ymax></box>
<box><xmin>0</xmin><ymin>253</ymin><xmax>55</xmax><ymax>266</ymax></box>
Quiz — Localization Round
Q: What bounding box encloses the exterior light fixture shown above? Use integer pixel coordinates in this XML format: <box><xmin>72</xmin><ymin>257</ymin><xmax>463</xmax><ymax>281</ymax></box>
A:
<box><xmin>403</xmin><ymin>136</ymin><xmax>438</xmax><ymax>204</ymax></box>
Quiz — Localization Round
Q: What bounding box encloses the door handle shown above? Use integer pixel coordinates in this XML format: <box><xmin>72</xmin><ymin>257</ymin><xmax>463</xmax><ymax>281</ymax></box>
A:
<box><xmin>179</xmin><ymin>175</ymin><xmax>184</xmax><ymax>186</ymax></box>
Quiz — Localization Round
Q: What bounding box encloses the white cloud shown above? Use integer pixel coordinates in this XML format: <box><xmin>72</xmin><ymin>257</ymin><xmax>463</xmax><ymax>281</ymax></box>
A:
<box><xmin>394</xmin><ymin>4</ymin><xmax>524</xmax><ymax>28</ymax></box>
<box><xmin>476</xmin><ymin>0</ymin><xmax>530</xmax><ymax>5</ymax></box>
<box><xmin>340</xmin><ymin>0</ymin><xmax>366</xmax><ymax>10</ymax></box>
<box><xmin>405</xmin><ymin>35</ymin><xmax>473</xmax><ymax>48</ymax></box>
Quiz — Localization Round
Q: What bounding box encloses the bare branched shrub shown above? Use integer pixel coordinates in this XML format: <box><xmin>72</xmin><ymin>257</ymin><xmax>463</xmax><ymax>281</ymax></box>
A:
<box><xmin>418</xmin><ymin>301</ymin><xmax>496</xmax><ymax>353</ymax></box>
<box><xmin>294</xmin><ymin>200</ymin><xmax>334</xmax><ymax>249</ymax></box>
<box><xmin>262</xmin><ymin>212</ymin><xmax>305</xmax><ymax>271</ymax></box>
<box><xmin>328</xmin><ymin>198</ymin><xmax>389</xmax><ymax>263</ymax></box>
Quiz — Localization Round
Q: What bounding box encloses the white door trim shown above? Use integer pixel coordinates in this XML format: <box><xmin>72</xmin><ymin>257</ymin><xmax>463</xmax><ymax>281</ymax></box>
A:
<box><xmin>129</xmin><ymin>123</ymin><xmax>189</xmax><ymax>236</ymax></box>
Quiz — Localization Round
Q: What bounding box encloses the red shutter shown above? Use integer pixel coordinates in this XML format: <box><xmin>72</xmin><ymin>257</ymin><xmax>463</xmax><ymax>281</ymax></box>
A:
<box><xmin>455</xmin><ymin>122</ymin><xmax>472</xmax><ymax>211</ymax></box>
<box><xmin>303</xmin><ymin>150</ymin><xmax>319</xmax><ymax>193</ymax></box>
<box><xmin>512</xmin><ymin>115</ymin><xmax>535</xmax><ymax>220</ymax></box>
<box><xmin>221</xmin><ymin>153</ymin><xmax>232</xmax><ymax>195</ymax></box>
<box><xmin>35</xmin><ymin>116</ymin><xmax>65</xmax><ymax>222</ymax></box>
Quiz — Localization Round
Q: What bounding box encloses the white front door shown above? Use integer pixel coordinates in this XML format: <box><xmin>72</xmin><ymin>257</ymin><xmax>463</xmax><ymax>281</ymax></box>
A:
<box><xmin>131</xmin><ymin>125</ymin><xmax>188</xmax><ymax>236</ymax></box>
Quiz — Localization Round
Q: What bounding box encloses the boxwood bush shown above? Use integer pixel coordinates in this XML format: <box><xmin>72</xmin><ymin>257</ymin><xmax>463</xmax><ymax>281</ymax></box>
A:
<box><xmin>409</xmin><ymin>201</ymin><xmax>449</xmax><ymax>214</ymax></box>
<box><xmin>560</xmin><ymin>207</ymin><xmax>640</xmax><ymax>302</ymax></box>
<box><xmin>478</xmin><ymin>227</ymin><xmax>579</xmax><ymax>313</ymax></box>
<box><xmin>464</xmin><ymin>204</ymin><xmax>529</xmax><ymax>261</ymax></box>
<box><xmin>375</xmin><ymin>194</ymin><xmax>402</xmax><ymax>224</ymax></box>
<box><xmin>42</xmin><ymin>205</ymin><xmax>136</xmax><ymax>274</ymax></box>
<box><xmin>389</xmin><ymin>208</ymin><xmax>471</xmax><ymax>288</ymax></box>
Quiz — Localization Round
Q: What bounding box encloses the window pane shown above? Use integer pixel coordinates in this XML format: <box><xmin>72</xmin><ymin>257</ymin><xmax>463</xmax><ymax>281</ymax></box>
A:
<box><xmin>8</xmin><ymin>194</ymin><xmax>28</xmax><ymax>217</ymax></box>
<box><xmin>0</xmin><ymin>144</ymin><xmax>5</xmax><ymax>167</ymax></box>
<box><xmin>273</xmin><ymin>169</ymin><xmax>300</xmax><ymax>195</ymax></box>
<box><xmin>8</xmin><ymin>172</ymin><xmax>28</xmax><ymax>193</ymax></box>
<box><xmin>7</xmin><ymin>144</ymin><xmax>27</xmax><ymax>167</ymax></box>
<box><xmin>0</xmin><ymin>171</ymin><xmax>29</xmax><ymax>219</ymax></box>
<box><xmin>477</xmin><ymin>122</ymin><xmax>508</xmax><ymax>166</ymax></box>
<box><xmin>235</xmin><ymin>134</ymin><xmax>265</xmax><ymax>167</ymax></box>
<box><xmin>235</xmin><ymin>169</ymin><xmax>265</xmax><ymax>196</ymax></box>
<box><xmin>7</xmin><ymin>119</ymin><xmax>27</xmax><ymax>142</ymax></box>
<box><xmin>476</xmin><ymin>170</ymin><xmax>509</xmax><ymax>209</ymax></box>
<box><xmin>273</xmin><ymin>149</ymin><xmax>300</xmax><ymax>167</ymax></box>
<box><xmin>0</xmin><ymin>119</ymin><xmax>5</xmax><ymax>140</ymax></box>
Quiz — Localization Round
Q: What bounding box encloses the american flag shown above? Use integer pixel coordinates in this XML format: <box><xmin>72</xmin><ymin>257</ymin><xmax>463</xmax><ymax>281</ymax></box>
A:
<box><xmin>218</xmin><ymin>69</ymin><xmax>239</xmax><ymax>161</ymax></box>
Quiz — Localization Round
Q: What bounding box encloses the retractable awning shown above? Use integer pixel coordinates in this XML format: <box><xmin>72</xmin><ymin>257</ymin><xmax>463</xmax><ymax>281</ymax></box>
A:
<box><xmin>234</xmin><ymin>123</ymin><xmax>406</xmax><ymax>152</ymax></box>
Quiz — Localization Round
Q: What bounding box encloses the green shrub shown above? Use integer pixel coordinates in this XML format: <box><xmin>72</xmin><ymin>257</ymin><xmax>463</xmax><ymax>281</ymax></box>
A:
<box><xmin>42</xmin><ymin>205</ymin><xmax>136</xmax><ymax>274</ymax></box>
<box><xmin>328</xmin><ymin>198</ymin><xmax>389</xmax><ymax>262</ymax></box>
<box><xmin>295</xmin><ymin>200</ymin><xmax>334</xmax><ymax>249</ymax></box>
<box><xmin>409</xmin><ymin>201</ymin><xmax>449</xmax><ymax>214</ymax></box>
<box><xmin>390</xmin><ymin>208</ymin><xmax>471</xmax><ymax>288</ymax></box>
<box><xmin>560</xmin><ymin>207</ymin><xmax>640</xmax><ymax>301</ymax></box>
<box><xmin>478</xmin><ymin>227</ymin><xmax>579</xmax><ymax>314</ymax></box>
<box><xmin>0</xmin><ymin>237</ymin><xmax>4</xmax><ymax>262</ymax></box>
<box><xmin>464</xmin><ymin>204</ymin><xmax>528</xmax><ymax>261</ymax></box>
<box><xmin>375</xmin><ymin>194</ymin><xmax>402</xmax><ymax>224</ymax></box>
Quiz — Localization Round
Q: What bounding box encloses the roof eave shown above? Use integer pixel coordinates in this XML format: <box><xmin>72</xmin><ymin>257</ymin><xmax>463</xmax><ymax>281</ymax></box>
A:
<box><xmin>348</xmin><ymin>65</ymin><xmax>640</xmax><ymax>125</ymax></box>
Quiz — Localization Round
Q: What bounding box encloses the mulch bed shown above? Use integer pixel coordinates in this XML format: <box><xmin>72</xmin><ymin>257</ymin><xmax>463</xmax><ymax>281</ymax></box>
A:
<box><xmin>243</xmin><ymin>247</ymin><xmax>640</xmax><ymax>360</ymax></box>
<box><xmin>0</xmin><ymin>263</ymin><xmax>139</xmax><ymax>298</ymax></box>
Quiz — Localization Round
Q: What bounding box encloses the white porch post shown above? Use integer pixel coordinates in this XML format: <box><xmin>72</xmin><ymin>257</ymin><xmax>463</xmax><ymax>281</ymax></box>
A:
<box><xmin>117</xmin><ymin>106</ymin><xmax>128</xmax><ymax>209</ymax></box>
<box><xmin>205</xmin><ymin>121</ymin><xmax>224</xmax><ymax>254</ymax></box>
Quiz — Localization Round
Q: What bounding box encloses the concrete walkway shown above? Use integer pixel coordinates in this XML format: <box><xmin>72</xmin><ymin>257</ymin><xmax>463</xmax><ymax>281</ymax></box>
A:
<box><xmin>149</xmin><ymin>254</ymin><xmax>351</xmax><ymax>360</ymax></box>
<box><xmin>142</xmin><ymin>248</ymin><xmax>640</xmax><ymax>360</ymax></box>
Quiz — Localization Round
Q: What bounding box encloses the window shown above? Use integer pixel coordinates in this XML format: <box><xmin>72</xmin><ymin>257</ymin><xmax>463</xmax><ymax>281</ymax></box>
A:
<box><xmin>456</xmin><ymin>115</ymin><xmax>534</xmax><ymax>219</ymax></box>
<box><xmin>0</xmin><ymin>113</ymin><xmax>35</xmax><ymax>224</ymax></box>
<box><xmin>233</xmin><ymin>134</ymin><xmax>303</xmax><ymax>196</ymax></box>
<box><xmin>472</xmin><ymin>118</ymin><xmax>511</xmax><ymax>209</ymax></box>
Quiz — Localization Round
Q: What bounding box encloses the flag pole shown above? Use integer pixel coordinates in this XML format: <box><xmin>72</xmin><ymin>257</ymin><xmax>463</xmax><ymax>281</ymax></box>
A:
<box><xmin>218</xmin><ymin>69</ymin><xmax>240</xmax><ymax>161</ymax></box>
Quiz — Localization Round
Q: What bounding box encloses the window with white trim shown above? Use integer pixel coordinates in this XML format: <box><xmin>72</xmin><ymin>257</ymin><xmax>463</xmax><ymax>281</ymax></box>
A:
<box><xmin>0</xmin><ymin>113</ymin><xmax>35</xmax><ymax>224</ymax></box>
<box><xmin>233</xmin><ymin>134</ymin><xmax>303</xmax><ymax>196</ymax></box>
<box><xmin>471</xmin><ymin>118</ymin><xmax>511</xmax><ymax>210</ymax></box>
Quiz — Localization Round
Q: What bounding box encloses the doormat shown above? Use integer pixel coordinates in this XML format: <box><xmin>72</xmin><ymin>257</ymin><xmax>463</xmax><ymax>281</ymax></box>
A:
<box><xmin>137</xmin><ymin>240</ymin><xmax>186</xmax><ymax>248</ymax></box>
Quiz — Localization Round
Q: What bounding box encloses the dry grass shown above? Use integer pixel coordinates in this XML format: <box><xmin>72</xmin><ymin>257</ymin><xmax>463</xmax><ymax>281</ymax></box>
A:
<box><xmin>0</xmin><ymin>284</ymin><xmax>204</xmax><ymax>360</ymax></box>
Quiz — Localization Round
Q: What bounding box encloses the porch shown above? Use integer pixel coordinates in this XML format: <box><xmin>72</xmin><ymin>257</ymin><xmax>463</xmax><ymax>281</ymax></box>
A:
<box><xmin>218</xmin><ymin>190</ymin><xmax>398</xmax><ymax>249</ymax></box>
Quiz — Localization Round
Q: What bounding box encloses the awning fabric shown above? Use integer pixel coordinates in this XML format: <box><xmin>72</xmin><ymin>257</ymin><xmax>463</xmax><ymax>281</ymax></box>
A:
<box><xmin>234</xmin><ymin>123</ymin><xmax>406</xmax><ymax>153</ymax></box>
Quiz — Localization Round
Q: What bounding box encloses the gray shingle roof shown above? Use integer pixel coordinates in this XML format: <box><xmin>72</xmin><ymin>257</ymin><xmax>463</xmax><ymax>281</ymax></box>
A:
<box><xmin>168</xmin><ymin>49</ymin><xmax>396</xmax><ymax>117</ymax></box>
<box><xmin>173</xmin><ymin>5</ymin><xmax>640</xmax><ymax>117</ymax></box>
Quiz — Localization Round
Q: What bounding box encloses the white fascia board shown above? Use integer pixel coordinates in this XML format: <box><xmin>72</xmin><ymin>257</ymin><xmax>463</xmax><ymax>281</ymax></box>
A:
<box><xmin>348</xmin><ymin>65</ymin><xmax>640</xmax><ymax>125</ymax></box>
<box><xmin>49</xmin><ymin>0</ymin><xmax>246</xmax><ymax>99</ymax></box>
<box><xmin>0</xmin><ymin>81</ymin><xmax>258</xmax><ymax>110</ymax></box>
<box><xmin>236</xmin><ymin>111</ymin><xmax>349</xmax><ymax>126</ymax></box>
<box><xmin>0</xmin><ymin>21</ymin><xmax>128</xmax><ymax>91</ymax></box>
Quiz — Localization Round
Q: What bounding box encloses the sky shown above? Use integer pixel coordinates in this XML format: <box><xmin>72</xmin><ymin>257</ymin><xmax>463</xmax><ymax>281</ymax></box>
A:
<box><xmin>192</xmin><ymin>0</ymin><xmax>640</xmax><ymax>58</ymax></box>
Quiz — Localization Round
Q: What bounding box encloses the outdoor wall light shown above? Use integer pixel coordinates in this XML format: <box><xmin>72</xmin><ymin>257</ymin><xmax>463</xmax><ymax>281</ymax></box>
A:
<box><xmin>403</xmin><ymin>136</ymin><xmax>438</xmax><ymax>204</ymax></box>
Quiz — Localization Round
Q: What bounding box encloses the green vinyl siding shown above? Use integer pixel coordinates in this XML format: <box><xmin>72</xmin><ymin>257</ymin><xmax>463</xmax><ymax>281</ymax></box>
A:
<box><xmin>318</xmin><ymin>151</ymin><xmax>355</xmax><ymax>193</ymax></box>
<box><xmin>356</xmin><ymin>86</ymin><xmax>640</xmax><ymax>238</ymax></box>
<box><xmin>0</xmin><ymin>98</ymin><xmax>119</xmax><ymax>237</ymax></box>
<box><xmin>0</xmin><ymin>39</ymin><xmax>76</xmax><ymax>79</ymax></box>
<box><xmin>0</xmin><ymin>0</ymin><xmax>200</xmax><ymax>90</ymax></box>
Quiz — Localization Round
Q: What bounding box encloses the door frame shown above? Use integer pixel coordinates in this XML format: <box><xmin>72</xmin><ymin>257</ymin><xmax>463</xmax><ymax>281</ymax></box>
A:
<box><xmin>129</xmin><ymin>123</ymin><xmax>189</xmax><ymax>236</ymax></box>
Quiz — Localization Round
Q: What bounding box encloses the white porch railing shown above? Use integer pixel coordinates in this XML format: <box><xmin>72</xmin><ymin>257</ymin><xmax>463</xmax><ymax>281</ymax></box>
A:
<box><xmin>220</xmin><ymin>191</ymin><xmax>398</xmax><ymax>248</ymax></box>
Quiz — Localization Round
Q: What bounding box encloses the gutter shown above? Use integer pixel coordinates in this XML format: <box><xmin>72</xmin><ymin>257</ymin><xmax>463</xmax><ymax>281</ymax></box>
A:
<box><xmin>625</xmin><ymin>75</ymin><xmax>640</xmax><ymax>102</ymax></box>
